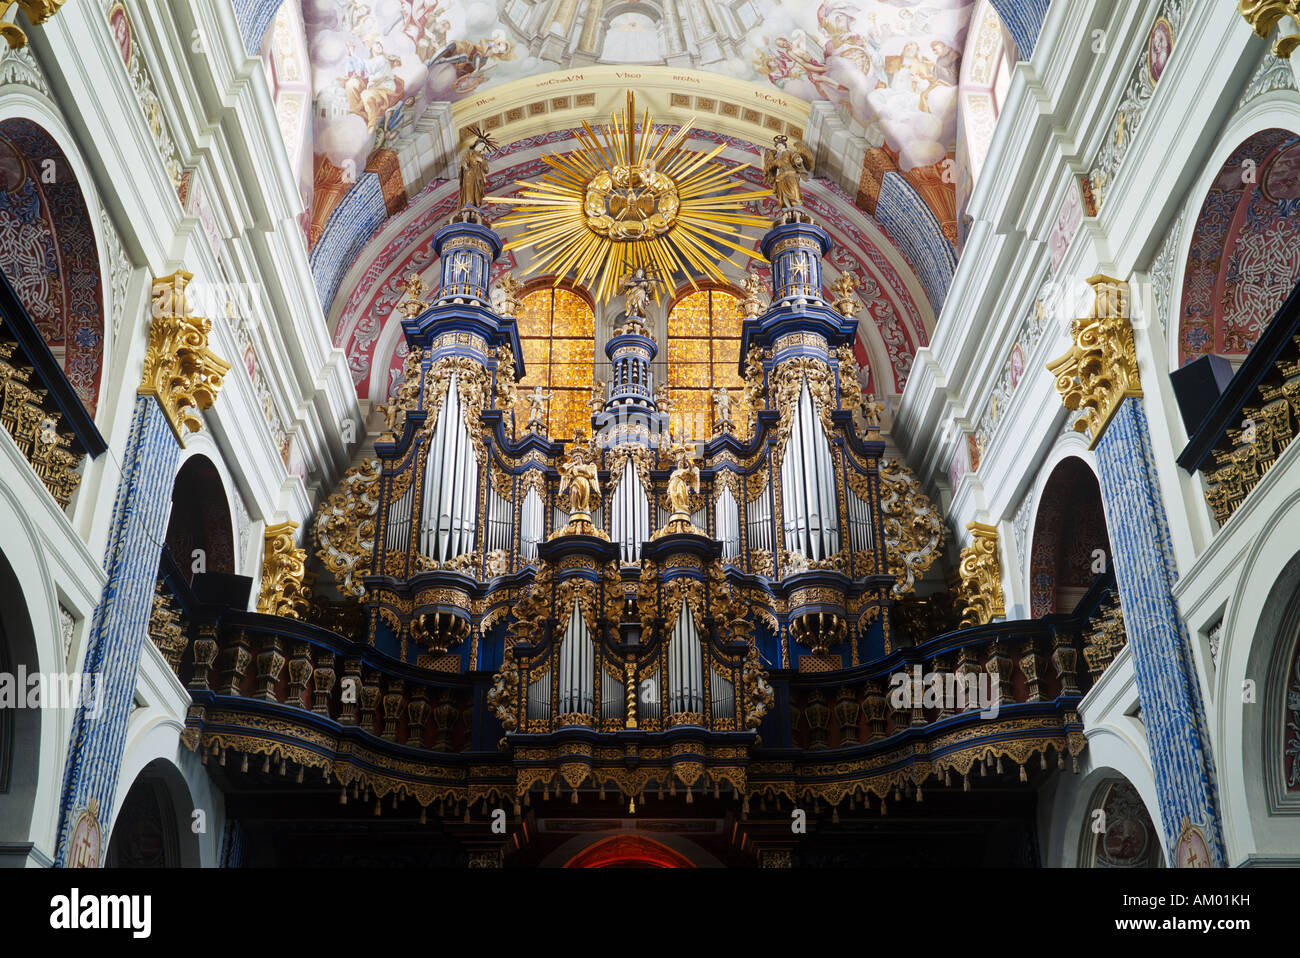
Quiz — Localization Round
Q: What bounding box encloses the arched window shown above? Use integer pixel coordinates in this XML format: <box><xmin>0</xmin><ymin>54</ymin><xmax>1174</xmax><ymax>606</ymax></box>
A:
<box><xmin>515</xmin><ymin>284</ymin><xmax>595</xmax><ymax>441</ymax></box>
<box><xmin>666</xmin><ymin>288</ymin><xmax>743</xmax><ymax>440</ymax></box>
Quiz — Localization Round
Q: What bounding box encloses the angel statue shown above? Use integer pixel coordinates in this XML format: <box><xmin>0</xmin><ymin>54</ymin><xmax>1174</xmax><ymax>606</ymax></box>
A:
<box><xmin>618</xmin><ymin>265</ymin><xmax>660</xmax><ymax>319</ymax></box>
<box><xmin>665</xmin><ymin>443</ymin><xmax>701</xmax><ymax>518</ymax></box>
<box><xmin>713</xmin><ymin>386</ymin><xmax>735</xmax><ymax>433</ymax></box>
<box><xmin>458</xmin><ymin>124</ymin><xmax>498</xmax><ymax>211</ymax></box>
<box><xmin>741</xmin><ymin>269</ymin><xmax>768</xmax><ymax>319</ymax></box>
<box><xmin>763</xmin><ymin>134</ymin><xmax>814</xmax><ymax>209</ymax></box>
<box><xmin>557</xmin><ymin>435</ymin><xmax>601</xmax><ymax>536</ymax></box>
<box><xmin>525</xmin><ymin>384</ymin><xmax>552</xmax><ymax>434</ymax></box>
<box><xmin>831</xmin><ymin>271</ymin><xmax>860</xmax><ymax>318</ymax></box>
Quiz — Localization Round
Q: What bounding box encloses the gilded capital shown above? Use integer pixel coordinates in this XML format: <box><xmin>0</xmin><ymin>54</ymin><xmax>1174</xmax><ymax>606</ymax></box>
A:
<box><xmin>1238</xmin><ymin>0</ymin><xmax>1300</xmax><ymax>58</ymax></box>
<box><xmin>957</xmin><ymin>521</ymin><xmax>1005</xmax><ymax>627</ymax></box>
<box><xmin>0</xmin><ymin>1</ymin><xmax>66</xmax><ymax>50</ymax></box>
<box><xmin>140</xmin><ymin>272</ymin><xmax>232</xmax><ymax>443</ymax></box>
<box><xmin>258</xmin><ymin>520</ymin><xmax>312</xmax><ymax>619</ymax></box>
<box><xmin>1045</xmin><ymin>275</ymin><xmax>1141</xmax><ymax>450</ymax></box>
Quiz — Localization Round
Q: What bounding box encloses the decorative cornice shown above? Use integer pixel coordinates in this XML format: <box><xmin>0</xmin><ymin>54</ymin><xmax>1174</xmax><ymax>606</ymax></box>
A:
<box><xmin>139</xmin><ymin>272</ymin><xmax>231</xmax><ymax>444</ymax></box>
<box><xmin>257</xmin><ymin>521</ymin><xmax>312</xmax><ymax>620</ymax></box>
<box><xmin>957</xmin><ymin>521</ymin><xmax>1005</xmax><ymax>627</ymax></box>
<box><xmin>1045</xmin><ymin>276</ymin><xmax>1141</xmax><ymax>450</ymax></box>
<box><xmin>1238</xmin><ymin>0</ymin><xmax>1300</xmax><ymax>58</ymax></box>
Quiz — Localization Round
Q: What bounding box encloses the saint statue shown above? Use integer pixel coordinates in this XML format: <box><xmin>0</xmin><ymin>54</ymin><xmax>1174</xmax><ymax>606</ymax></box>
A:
<box><xmin>589</xmin><ymin>380</ymin><xmax>607</xmax><ymax>416</ymax></box>
<box><xmin>526</xmin><ymin>384</ymin><xmax>552</xmax><ymax>434</ymax></box>
<box><xmin>713</xmin><ymin>386</ymin><xmax>735</xmax><ymax>432</ymax></box>
<box><xmin>458</xmin><ymin>124</ymin><xmax>497</xmax><ymax>211</ymax></box>
<box><xmin>762</xmin><ymin>134</ymin><xmax>814</xmax><ymax>209</ymax></box>
<box><xmin>666</xmin><ymin>443</ymin><xmax>700</xmax><ymax>517</ymax></box>
<box><xmin>741</xmin><ymin>269</ymin><xmax>768</xmax><ymax>319</ymax></box>
<box><xmin>618</xmin><ymin>265</ymin><xmax>659</xmax><ymax>318</ymax></box>
<box><xmin>559</xmin><ymin>438</ymin><xmax>599</xmax><ymax>517</ymax></box>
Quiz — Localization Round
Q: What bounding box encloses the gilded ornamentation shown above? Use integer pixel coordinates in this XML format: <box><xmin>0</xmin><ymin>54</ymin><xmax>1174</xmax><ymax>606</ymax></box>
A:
<box><xmin>258</xmin><ymin>521</ymin><xmax>312</xmax><ymax>619</ymax></box>
<box><xmin>762</xmin><ymin>134</ymin><xmax>814</xmax><ymax>210</ymax></box>
<box><xmin>0</xmin><ymin>0</ymin><xmax>63</xmax><ymax>49</ymax></box>
<box><xmin>1239</xmin><ymin>0</ymin><xmax>1300</xmax><ymax>57</ymax></box>
<box><xmin>831</xmin><ymin>272</ymin><xmax>860</xmax><ymax>318</ymax></box>
<box><xmin>381</xmin><ymin>348</ymin><xmax>423</xmax><ymax>435</ymax></box>
<box><xmin>655</xmin><ymin>442</ymin><xmax>702</xmax><ymax>537</ymax></box>
<box><xmin>491</xmin><ymin>273</ymin><xmax>522</xmax><ymax>317</ymax></box>
<box><xmin>141</xmin><ymin>272</ymin><xmax>232</xmax><ymax>443</ymax></box>
<box><xmin>877</xmin><ymin>458</ymin><xmax>944</xmax><ymax>596</ymax></box>
<box><xmin>397</xmin><ymin>272</ymin><xmax>429</xmax><ymax>319</ymax></box>
<box><xmin>554</xmin><ymin>436</ymin><xmax>607</xmax><ymax>538</ymax></box>
<box><xmin>1083</xmin><ymin>597</ymin><xmax>1127</xmax><ymax>679</ymax></box>
<box><xmin>1046</xmin><ymin>276</ymin><xmax>1142</xmax><ymax>449</ymax></box>
<box><xmin>741</xmin><ymin>270</ymin><xmax>769</xmax><ymax>319</ymax></box>
<box><xmin>957</xmin><ymin>521</ymin><xmax>1005</xmax><ymax>627</ymax></box>
<box><xmin>149</xmin><ymin>581</ymin><xmax>186</xmax><ymax>673</ymax></box>
<box><xmin>0</xmin><ymin>331</ymin><xmax>84</xmax><ymax>508</ymax></box>
<box><xmin>313</xmin><ymin>458</ymin><xmax>381</xmax><ymax>598</ymax></box>
<box><xmin>488</xmin><ymin>90</ymin><xmax>771</xmax><ymax>304</ymax></box>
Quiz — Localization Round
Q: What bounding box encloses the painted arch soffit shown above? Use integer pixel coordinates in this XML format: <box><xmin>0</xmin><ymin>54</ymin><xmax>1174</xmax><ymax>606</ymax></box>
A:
<box><xmin>328</xmin><ymin>134</ymin><xmax>933</xmax><ymax>401</ymax></box>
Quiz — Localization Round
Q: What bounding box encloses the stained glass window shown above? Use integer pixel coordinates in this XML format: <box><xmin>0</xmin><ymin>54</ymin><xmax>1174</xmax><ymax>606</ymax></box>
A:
<box><xmin>666</xmin><ymin>288</ymin><xmax>744</xmax><ymax>440</ymax></box>
<box><xmin>514</xmin><ymin>285</ymin><xmax>596</xmax><ymax>441</ymax></box>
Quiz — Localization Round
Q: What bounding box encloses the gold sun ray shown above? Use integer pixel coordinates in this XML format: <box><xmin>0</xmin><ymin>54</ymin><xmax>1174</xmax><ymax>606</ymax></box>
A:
<box><xmin>487</xmin><ymin>90</ymin><xmax>772</xmax><ymax>305</ymax></box>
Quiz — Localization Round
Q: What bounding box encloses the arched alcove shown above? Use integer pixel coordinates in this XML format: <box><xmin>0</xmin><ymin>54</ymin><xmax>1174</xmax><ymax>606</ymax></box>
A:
<box><xmin>1028</xmin><ymin>457</ymin><xmax>1111</xmax><ymax>617</ymax></box>
<box><xmin>563</xmin><ymin>833</ymin><xmax>696</xmax><ymax>868</ymax></box>
<box><xmin>105</xmin><ymin>758</ymin><xmax>201</xmax><ymax>867</ymax></box>
<box><xmin>164</xmin><ymin>456</ymin><xmax>235</xmax><ymax>585</ymax></box>
<box><xmin>0</xmin><ymin>117</ymin><xmax>106</xmax><ymax>417</ymax></box>
<box><xmin>1078</xmin><ymin>777</ymin><xmax>1165</xmax><ymax>867</ymax></box>
<box><xmin>1177</xmin><ymin>127</ymin><xmax>1300</xmax><ymax>367</ymax></box>
<box><xmin>0</xmin><ymin>547</ymin><xmax>40</xmax><ymax>849</ymax></box>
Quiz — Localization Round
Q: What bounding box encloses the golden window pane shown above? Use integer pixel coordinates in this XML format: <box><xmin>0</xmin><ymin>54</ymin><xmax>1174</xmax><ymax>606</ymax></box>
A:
<box><xmin>513</xmin><ymin>284</ymin><xmax>596</xmax><ymax>438</ymax></box>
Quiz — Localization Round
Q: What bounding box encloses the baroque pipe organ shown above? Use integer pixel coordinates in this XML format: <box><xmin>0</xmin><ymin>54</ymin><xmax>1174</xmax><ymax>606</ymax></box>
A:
<box><xmin>173</xmin><ymin>122</ymin><xmax>1101</xmax><ymax>864</ymax></box>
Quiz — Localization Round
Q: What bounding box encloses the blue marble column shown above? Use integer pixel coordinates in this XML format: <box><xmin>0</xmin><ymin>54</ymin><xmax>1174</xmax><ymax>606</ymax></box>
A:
<box><xmin>54</xmin><ymin>396</ymin><xmax>181</xmax><ymax>865</ymax></box>
<box><xmin>1094</xmin><ymin>397</ymin><xmax>1227</xmax><ymax>865</ymax></box>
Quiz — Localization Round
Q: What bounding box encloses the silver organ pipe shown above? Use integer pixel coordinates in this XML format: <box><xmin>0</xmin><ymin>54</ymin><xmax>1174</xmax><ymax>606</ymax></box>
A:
<box><xmin>557</xmin><ymin>603</ymin><xmax>594</xmax><ymax>717</ymax></box>
<box><xmin>487</xmin><ymin>483</ymin><xmax>512</xmax><ymax>553</ymax></box>
<box><xmin>710</xmin><ymin>668</ymin><xmax>735</xmax><ymax>721</ymax></box>
<box><xmin>745</xmin><ymin>483</ymin><xmax>772</xmax><ymax>554</ymax></box>
<box><xmin>848</xmin><ymin>483</ymin><xmax>873</xmax><ymax>553</ymax></box>
<box><xmin>667</xmin><ymin>603</ymin><xmax>704</xmax><ymax>717</ymax></box>
<box><xmin>611</xmin><ymin>459</ymin><xmax>650</xmax><ymax>563</ymax></box>
<box><xmin>780</xmin><ymin>380</ymin><xmax>840</xmax><ymax>561</ymax></box>
<box><xmin>691</xmin><ymin>503</ymin><xmax>708</xmax><ymax>532</ymax></box>
<box><xmin>527</xmin><ymin>667</ymin><xmax>551</xmax><ymax>721</ymax></box>
<box><xmin>420</xmin><ymin>373</ymin><xmax>480</xmax><ymax>561</ymax></box>
<box><xmin>520</xmin><ymin>486</ymin><xmax>544</xmax><ymax>560</ymax></box>
<box><xmin>601</xmin><ymin>667</ymin><xmax>625</xmax><ymax>723</ymax></box>
<box><xmin>641</xmin><ymin>666</ymin><xmax>661</xmax><ymax>725</ymax></box>
<box><xmin>716</xmin><ymin>485</ymin><xmax>741</xmax><ymax>559</ymax></box>
<box><xmin>385</xmin><ymin>481</ymin><xmax>414</xmax><ymax>552</ymax></box>
<box><xmin>553</xmin><ymin>504</ymin><xmax>567</xmax><ymax>532</ymax></box>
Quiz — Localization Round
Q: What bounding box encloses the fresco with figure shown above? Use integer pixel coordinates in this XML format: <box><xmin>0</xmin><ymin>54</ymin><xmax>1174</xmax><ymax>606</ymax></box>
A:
<box><xmin>306</xmin><ymin>0</ymin><xmax>973</xmax><ymax>190</ymax></box>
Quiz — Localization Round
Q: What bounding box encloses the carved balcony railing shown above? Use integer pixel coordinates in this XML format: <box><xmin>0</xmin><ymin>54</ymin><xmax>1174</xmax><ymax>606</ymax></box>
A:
<box><xmin>1179</xmin><ymin>278</ymin><xmax>1300</xmax><ymax>527</ymax></box>
<box><xmin>0</xmin><ymin>269</ymin><xmax>106</xmax><ymax>509</ymax></box>
<box><xmin>744</xmin><ymin>575</ymin><xmax>1118</xmax><ymax>812</ymax></box>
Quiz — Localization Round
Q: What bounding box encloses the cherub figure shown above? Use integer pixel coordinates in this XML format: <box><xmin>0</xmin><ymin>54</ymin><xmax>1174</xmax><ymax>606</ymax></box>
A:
<box><xmin>526</xmin><ymin>384</ymin><xmax>552</xmax><ymax>434</ymax></box>
<box><xmin>713</xmin><ymin>386</ymin><xmax>735</xmax><ymax>432</ymax></box>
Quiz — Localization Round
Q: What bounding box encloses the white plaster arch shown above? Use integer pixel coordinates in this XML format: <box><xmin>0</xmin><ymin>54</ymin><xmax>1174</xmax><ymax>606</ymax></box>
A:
<box><xmin>0</xmin><ymin>477</ymin><xmax>74</xmax><ymax>859</ymax></box>
<box><xmin>1214</xmin><ymin>484</ymin><xmax>1300</xmax><ymax>864</ymax></box>
<box><xmin>1019</xmin><ymin>433</ymin><xmax>1099</xmax><ymax>608</ymax></box>
<box><xmin>109</xmin><ymin>734</ymin><xmax>215</xmax><ymax>867</ymax></box>
<box><xmin>173</xmin><ymin>431</ymin><xmax>247</xmax><ymax>578</ymax></box>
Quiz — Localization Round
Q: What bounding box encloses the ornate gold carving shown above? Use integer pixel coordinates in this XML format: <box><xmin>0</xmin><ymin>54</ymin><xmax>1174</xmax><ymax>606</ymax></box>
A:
<box><xmin>654</xmin><ymin>442</ymin><xmax>703</xmax><ymax>537</ymax></box>
<box><xmin>492</xmin><ymin>343</ymin><xmax>518</xmax><ymax>410</ymax></box>
<box><xmin>380</xmin><ymin>348</ymin><xmax>423</xmax><ymax>436</ymax></box>
<box><xmin>957</xmin><ymin>521</ymin><xmax>1005</xmax><ymax>627</ymax></box>
<box><xmin>313</xmin><ymin>458</ymin><xmax>381</xmax><ymax>598</ymax></box>
<box><xmin>141</xmin><ymin>272</ymin><xmax>231</xmax><ymax>443</ymax></box>
<box><xmin>1239</xmin><ymin>0</ymin><xmax>1300</xmax><ymax>57</ymax></box>
<box><xmin>831</xmin><ymin>273</ymin><xmax>860</xmax><ymax>318</ymax></box>
<box><xmin>149</xmin><ymin>581</ymin><xmax>186</xmax><ymax>673</ymax></box>
<box><xmin>741</xmin><ymin>269</ymin><xmax>768</xmax><ymax>319</ymax></box>
<box><xmin>0</xmin><ymin>0</ymin><xmax>64</xmax><ymax>50</ymax></box>
<box><xmin>553</xmin><ymin>436</ymin><xmax>607</xmax><ymax>538</ymax></box>
<box><xmin>1045</xmin><ymin>276</ymin><xmax>1141</xmax><ymax>449</ymax></box>
<box><xmin>877</xmin><ymin>458</ymin><xmax>944</xmax><ymax>596</ymax></box>
<box><xmin>0</xmin><ymin>332</ymin><xmax>84</xmax><ymax>508</ymax></box>
<box><xmin>257</xmin><ymin>521</ymin><xmax>312</xmax><ymax>619</ymax></box>
<box><xmin>762</xmin><ymin>134</ymin><xmax>814</xmax><ymax>210</ymax></box>
<box><xmin>1082</xmin><ymin>596</ymin><xmax>1127</xmax><ymax>680</ymax></box>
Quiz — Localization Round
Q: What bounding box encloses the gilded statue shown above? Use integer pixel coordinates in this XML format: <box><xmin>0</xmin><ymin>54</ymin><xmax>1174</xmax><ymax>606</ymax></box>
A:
<box><xmin>762</xmin><ymin>134</ymin><xmax>814</xmax><ymax>209</ymax></box>
<box><xmin>618</xmin><ymin>265</ymin><xmax>659</xmax><ymax>318</ymax></box>
<box><xmin>831</xmin><ymin>271</ymin><xmax>860</xmax><ymax>318</ymax></box>
<box><xmin>559</xmin><ymin>436</ymin><xmax>598</xmax><ymax>527</ymax></box>
<box><xmin>458</xmin><ymin>124</ymin><xmax>497</xmax><ymax>211</ymax></box>
<box><xmin>741</xmin><ymin>269</ymin><xmax>768</xmax><ymax>319</ymax></box>
<box><xmin>666</xmin><ymin>443</ymin><xmax>700</xmax><ymax>517</ymax></box>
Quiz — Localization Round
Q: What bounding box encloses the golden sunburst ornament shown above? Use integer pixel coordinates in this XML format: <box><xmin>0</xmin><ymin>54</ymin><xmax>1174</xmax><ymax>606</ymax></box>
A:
<box><xmin>486</xmin><ymin>91</ymin><xmax>772</xmax><ymax>305</ymax></box>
